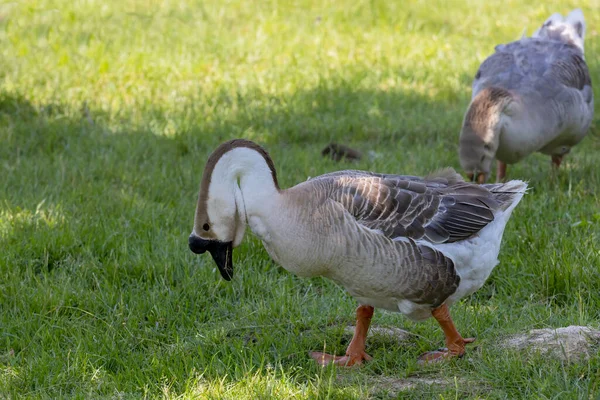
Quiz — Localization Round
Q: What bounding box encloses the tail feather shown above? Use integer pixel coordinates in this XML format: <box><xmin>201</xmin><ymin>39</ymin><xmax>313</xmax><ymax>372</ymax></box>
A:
<box><xmin>566</xmin><ymin>9</ymin><xmax>585</xmax><ymax>38</ymax></box>
<box><xmin>532</xmin><ymin>8</ymin><xmax>585</xmax><ymax>53</ymax></box>
<box><xmin>483</xmin><ymin>180</ymin><xmax>528</xmax><ymax>212</ymax></box>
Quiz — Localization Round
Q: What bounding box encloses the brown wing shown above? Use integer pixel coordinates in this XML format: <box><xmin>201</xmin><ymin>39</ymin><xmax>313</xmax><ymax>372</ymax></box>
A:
<box><xmin>314</xmin><ymin>168</ymin><xmax>502</xmax><ymax>244</ymax></box>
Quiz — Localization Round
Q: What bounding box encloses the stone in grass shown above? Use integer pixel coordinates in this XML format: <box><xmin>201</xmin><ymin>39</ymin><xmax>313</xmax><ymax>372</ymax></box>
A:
<box><xmin>344</xmin><ymin>326</ymin><xmax>412</xmax><ymax>344</ymax></box>
<box><xmin>337</xmin><ymin>375</ymin><xmax>488</xmax><ymax>396</ymax></box>
<box><xmin>501</xmin><ymin>325</ymin><xmax>600</xmax><ymax>362</ymax></box>
<box><xmin>375</xmin><ymin>376</ymin><xmax>481</xmax><ymax>394</ymax></box>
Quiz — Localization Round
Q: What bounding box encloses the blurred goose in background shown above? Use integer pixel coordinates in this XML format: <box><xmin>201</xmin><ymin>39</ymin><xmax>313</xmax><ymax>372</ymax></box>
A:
<box><xmin>459</xmin><ymin>9</ymin><xmax>593</xmax><ymax>183</ymax></box>
<box><xmin>188</xmin><ymin>139</ymin><xmax>527</xmax><ymax>366</ymax></box>
<box><xmin>321</xmin><ymin>142</ymin><xmax>363</xmax><ymax>162</ymax></box>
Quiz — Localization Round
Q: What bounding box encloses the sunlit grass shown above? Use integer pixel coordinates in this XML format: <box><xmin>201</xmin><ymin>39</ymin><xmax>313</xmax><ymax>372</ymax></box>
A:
<box><xmin>1</xmin><ymin>0</ymin><xmax>599</xmax><ymax>398</ymax></box>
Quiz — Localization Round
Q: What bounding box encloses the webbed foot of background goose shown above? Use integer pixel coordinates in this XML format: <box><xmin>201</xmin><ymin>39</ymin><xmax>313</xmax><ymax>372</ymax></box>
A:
<box><xmin>310</xmin><ymin>351</ymin><xmax>372</xmax><ymax>367</ymax></box>
<box><xmin>416</xmin><ymin>337</ymin><xmax>476</xmax><ymax>364</ymax></box>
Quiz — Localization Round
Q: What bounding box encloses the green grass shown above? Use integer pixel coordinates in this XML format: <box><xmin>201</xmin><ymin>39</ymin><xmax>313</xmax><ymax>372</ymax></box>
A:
<box><xmin>1</xmin><ymin>0</ymin><xmax>600</xmax><ymax>398</ymax></box>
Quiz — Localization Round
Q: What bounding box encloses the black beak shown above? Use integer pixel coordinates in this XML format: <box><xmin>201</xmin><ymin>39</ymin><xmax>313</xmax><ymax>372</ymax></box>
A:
<box><xmin>188</xmin><ymin>234</ymin><xmax>234</xmax><ymax>281</ymax></box>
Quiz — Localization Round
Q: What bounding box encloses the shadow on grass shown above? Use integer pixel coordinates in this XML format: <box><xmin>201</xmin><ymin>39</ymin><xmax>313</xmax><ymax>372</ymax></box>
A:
<box><xmin>1</xmin><ymin>78</ymin><xmax>597</xmax><ymax>297</ymax></box>
<box><xmin>1</xmin><ymin>76</ymin><xmax>599</xmax><ymax>397</ymax></box>
<box><xmin>0</xmin><ymin>85</ymin><xmax>472</xmax><ymax>286</ymax></box>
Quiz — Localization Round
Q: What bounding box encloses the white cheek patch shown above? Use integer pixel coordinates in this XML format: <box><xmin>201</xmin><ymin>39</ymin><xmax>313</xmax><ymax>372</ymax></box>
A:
<box><xmin>206</xmin><ymin>179</ymin><xmax>238</xmax><ymax>242</ymax></box>
<box><xmin>207</xmin><ymin>198</ymin><xmax>234</xmax><ymax>240</ymax></box>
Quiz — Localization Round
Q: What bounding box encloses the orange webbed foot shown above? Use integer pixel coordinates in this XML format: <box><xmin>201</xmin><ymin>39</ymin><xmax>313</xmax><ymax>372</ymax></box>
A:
<box><xmin>417</xmin><ymin>337</ymin><xmax>476</xmax><ymax>364</ymax></box>
<box><xmin>311</xmin><ymin>305</ymin><xmax>374</xmax><ymax>367</ymax></box>
<box><xmin>310</xmin><ymin>351</ymin><xmax>372</xmax><ymax>367</ymax></box>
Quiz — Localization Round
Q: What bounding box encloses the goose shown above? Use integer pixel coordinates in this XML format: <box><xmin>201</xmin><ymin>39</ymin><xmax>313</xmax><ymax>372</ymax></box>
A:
<box><xmin>459</xmin><ymin>8</ymin><xmax>593</xmax><ymax>183</ymax></box>
<box><xmin>188</xmin><ymin>139</ymin><xmax>527</xmax><ymax>365</ymax></box>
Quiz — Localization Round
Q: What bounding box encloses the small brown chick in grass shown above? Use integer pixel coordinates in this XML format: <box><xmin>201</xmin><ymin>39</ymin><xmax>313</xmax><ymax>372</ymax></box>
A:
<box><xmin>321</xmin><ymin>143</ymin><xmax>362</xmax><ymax>162</ymax></box>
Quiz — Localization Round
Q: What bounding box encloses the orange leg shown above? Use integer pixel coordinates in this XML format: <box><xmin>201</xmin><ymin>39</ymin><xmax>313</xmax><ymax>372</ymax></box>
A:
<box><xmin>476</xmin><ymin>172</ymin><xmax>486</xmax><ymax>184</ymax></box>
<box><xmin>311</xmin><ymin>305</ymin><xmax>374</xmax><ymax>367</ymax></box>
<box><xmin>551</xmin><ymin>154</ymin><xmax>563</xmax><ymax>169</ymax></box>
<box><xmin>496</xmin><ymin>160</ymin><xmax>507</xmax><ymax>183</ymax></box>
<box><xmin>418</xmin><ymin>304</ymin><xmax>475</xmax><ymax>363</ymax></box>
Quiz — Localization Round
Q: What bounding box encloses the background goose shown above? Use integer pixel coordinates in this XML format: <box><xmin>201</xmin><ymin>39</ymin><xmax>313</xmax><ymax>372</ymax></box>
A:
<box><xmin>459</xmin><ymin>8</ymin><xmax>593</xmax><ymax>183</ymax></box>
<box><xmin>189</xmin><ymin>139</ymin><xmax>527</xmax><ymax>365</ymax></box>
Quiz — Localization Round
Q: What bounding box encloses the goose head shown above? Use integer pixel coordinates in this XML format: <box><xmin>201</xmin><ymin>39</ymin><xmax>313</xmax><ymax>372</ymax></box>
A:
<box><xmin>459</xmin><ymin>134</ymin><xmax>496</xmax><ymax>184</ymax></box>
<box><xmin>459</xmin><ymin>109</ymin><xmax>502</xmax><ymax>184</ymax></box>
<box><xmin>188</xmin><ymin>139</ymin><xmax>279</xmax><ymax>280</ymax></box>
<box><xmin>459</xmin><ymin>87</ymin><xmax>508</xmax><ymax>183</ymax></box>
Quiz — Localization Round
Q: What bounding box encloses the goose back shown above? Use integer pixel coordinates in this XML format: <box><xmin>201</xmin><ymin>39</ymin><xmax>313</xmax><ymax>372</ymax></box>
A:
<box><xmin>474</xmin><ymin>38</ymin><xmax>592</xmax><ymax>99</ymax></box>
<box><xmin>308</xmin><ymin>168</ymin><xmax>516</xmax><ymax>245</ymax></box>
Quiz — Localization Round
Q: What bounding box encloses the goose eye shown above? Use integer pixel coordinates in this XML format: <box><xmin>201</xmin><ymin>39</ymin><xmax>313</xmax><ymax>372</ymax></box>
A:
<box><xmin>203</xmin><ymin>223</ymin><xmax>210</xmax><ymax>231</ymax></box>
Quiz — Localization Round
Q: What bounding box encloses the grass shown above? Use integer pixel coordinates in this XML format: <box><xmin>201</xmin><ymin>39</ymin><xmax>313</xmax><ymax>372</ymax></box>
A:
<box><xmin>1</xmin><ymin>0</ymin><xmax>599</xmax><ymax>398</ymax></box>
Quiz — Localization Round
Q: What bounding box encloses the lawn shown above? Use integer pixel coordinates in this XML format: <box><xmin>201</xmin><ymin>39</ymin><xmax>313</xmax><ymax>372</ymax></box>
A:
<box><xmin>1</xmin><ymin>0</ymin><xmax>599</xmax><ymax>398</ymax></box>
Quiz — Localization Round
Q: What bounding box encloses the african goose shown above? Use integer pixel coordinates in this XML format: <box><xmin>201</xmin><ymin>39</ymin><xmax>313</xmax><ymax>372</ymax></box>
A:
<box><xmin>459</xmin><ymin>9</ymin><xmax>593</xmax><ymax>183</ymax></box>
<box><xmin>189</xmin><ymin>139</ymin><xmax>527</xmax><ymax>365</ymax></box>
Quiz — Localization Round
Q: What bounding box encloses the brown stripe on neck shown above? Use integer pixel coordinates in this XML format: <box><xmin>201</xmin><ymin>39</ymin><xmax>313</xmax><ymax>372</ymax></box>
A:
<box><xmin>194</xmin><ymin>139</ymin><xmax>279</xmax><ymax>235</ymax></box>
<box><xmin>203</xmin><ymin>139</ymin><xmax>279</xmax><ymax>189</ymax></box>
<box><xmin>463</xmin><ymin>86</ymin><xmax>512</xmax><ymax>136</ymax></box>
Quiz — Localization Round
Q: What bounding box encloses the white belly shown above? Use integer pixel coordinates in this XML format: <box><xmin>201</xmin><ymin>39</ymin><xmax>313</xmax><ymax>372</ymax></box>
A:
<box><xmin>430</xmin><ymin>205</ymin><xmax>518</xmax><ymax>306</ymax></box>
<box><xmin>496</xmin><ymin>95</ymin><xmax>592</xmax><ymax>163</ymax></box>
<box><xmin>328</xmin><ymin>199</ymin><xmax>521</xmax><ymax>322</ymax></box>
<box><xmin>351</xmin><ymin>216</ymin><xmax>510</xmax><ymax>322</ymax></box>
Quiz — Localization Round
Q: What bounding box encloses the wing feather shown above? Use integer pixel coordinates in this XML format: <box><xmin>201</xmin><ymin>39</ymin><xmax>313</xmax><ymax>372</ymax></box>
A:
<box><xmin>474</xmin><ymin>38</ymin><xmax>591</xmax><ymax>97</ymax></box>
<box><xmin>320</xmin><ymin>169</ymin><xmax>508</xmax><ymax>244</ymax></box>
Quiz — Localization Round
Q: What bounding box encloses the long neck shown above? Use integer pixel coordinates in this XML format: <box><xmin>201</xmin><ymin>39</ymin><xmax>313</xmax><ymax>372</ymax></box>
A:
<box><xmin>459</xmin><ymin>87</ymin><xmax>515</xmax><ymax>173</ymax></box>
<box><xmin>461</xmin><ymin>87</ymin><xmax>511</xmax><ymax>149</ymax></box>
<box><xmin>215</xmin><ymin>147</ymin><xmax>281</xmax><ymax>223</ymax></box>
<box><xmin>238</xmin><ymin>164</ymin><xmax>280</xmax><ymax>220</ymax></box>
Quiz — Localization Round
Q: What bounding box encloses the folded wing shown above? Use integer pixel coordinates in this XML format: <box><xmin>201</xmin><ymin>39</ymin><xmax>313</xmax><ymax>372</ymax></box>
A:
<box><xmin>314</xmin><ymin>168</ymin><xmax>504</xmax><ymax>244</ymax></box>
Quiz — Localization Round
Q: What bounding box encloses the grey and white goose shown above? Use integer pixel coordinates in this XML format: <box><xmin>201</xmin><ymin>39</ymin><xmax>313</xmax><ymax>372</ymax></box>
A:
<box><xmin>459</xmin><ymin>8</ymin><xmax>593</xmax><ymax>183</ymax></box>
<box><xmin>189</xmin><ymin>139</ymin><xmax>527</xmax><ymax>365</ymax></box>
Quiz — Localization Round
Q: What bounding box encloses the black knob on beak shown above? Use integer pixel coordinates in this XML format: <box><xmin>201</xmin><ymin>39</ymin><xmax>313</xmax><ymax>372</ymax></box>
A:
<box><xmin>188</xmin><ymin>234</ymin><xmax>208</xmax><ymax>254</ymax></box>
<box><xmin>188</xmin><ymin>233</ymin><xmax>234</xmax><ymax>280</ymax></box>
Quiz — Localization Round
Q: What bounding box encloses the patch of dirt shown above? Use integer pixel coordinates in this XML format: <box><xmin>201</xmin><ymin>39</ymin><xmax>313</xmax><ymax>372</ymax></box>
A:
<box><xmin>501</xmin><ymin>325</ymin><xmax>600</xmax><ymax>361</ymax></box>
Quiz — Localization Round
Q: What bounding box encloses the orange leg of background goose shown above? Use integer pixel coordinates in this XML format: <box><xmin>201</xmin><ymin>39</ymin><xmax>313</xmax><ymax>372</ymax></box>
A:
<box><xmin>310</xmin><ymin>305</ymin><xmax>374</xmax><ymax>367</ymax></box>
<box><xmin>476</xmin><ymin>173</ymin><xmax>486</xmax><ymax>184</ymax></box>
<box><xmin>496</xmin><ymin>160</ymin><xmax>507</xmax><ymax>182</ymax></box>
<box><xmin>551</xmin><ymin>154</ymin><xmax>563</xmax><ymax>169</ymax></box>
<box><xmin>418</xmin><ymin>304</ymin><xmax>475</xmax><ymax>363</ymax></box>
